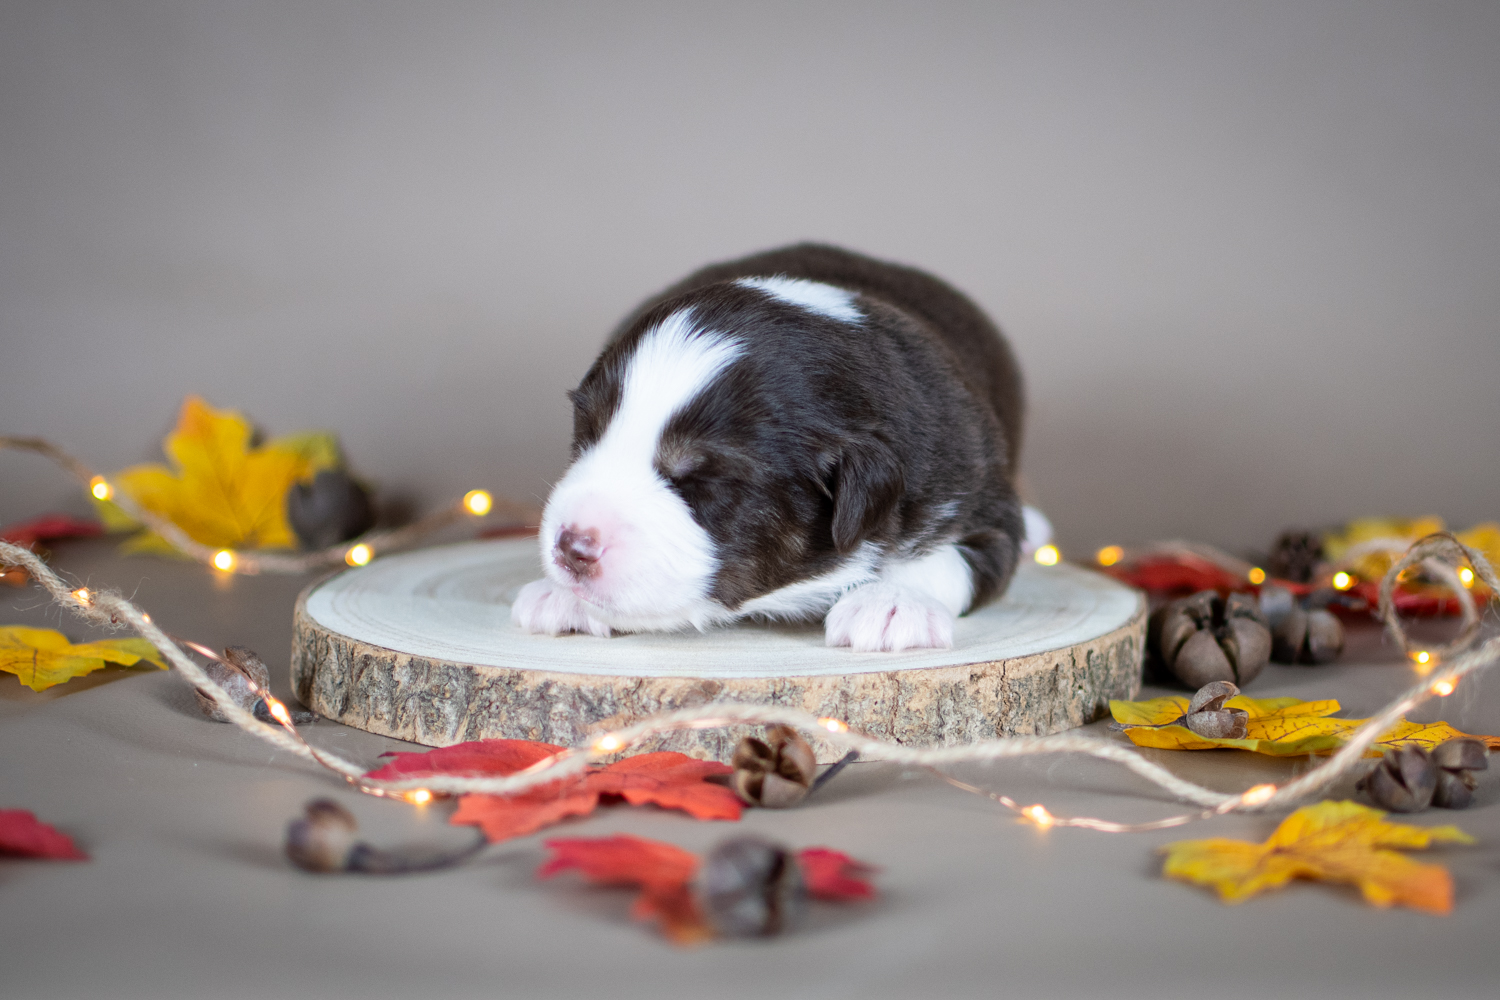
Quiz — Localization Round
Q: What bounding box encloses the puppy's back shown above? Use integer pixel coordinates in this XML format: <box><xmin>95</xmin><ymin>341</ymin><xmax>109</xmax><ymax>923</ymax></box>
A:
<box><xmin>616</xmin><ymin>243</ymin><xmax>1024</xmax><ymax>469</ymax></box>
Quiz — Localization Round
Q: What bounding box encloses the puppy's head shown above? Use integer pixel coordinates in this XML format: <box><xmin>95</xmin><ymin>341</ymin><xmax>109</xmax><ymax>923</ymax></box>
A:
<box><xmin>538</xmin><ymin>279</ymin><xmax>900</xmax><ymax>631</ymax></box>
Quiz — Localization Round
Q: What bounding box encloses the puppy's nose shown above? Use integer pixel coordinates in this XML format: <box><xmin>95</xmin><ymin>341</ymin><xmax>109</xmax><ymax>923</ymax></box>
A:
<box><xmin>555</xmin><ymin>526</ymin><xmax>602</xmax><ymax>579</ymax></box>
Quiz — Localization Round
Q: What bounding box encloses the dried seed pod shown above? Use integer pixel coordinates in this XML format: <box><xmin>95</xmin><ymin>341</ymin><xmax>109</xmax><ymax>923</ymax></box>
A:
<box><xmin>1149</xmin><ymin>590</ymin><xmax>1271</xmax><ymax>688</ymax></box>
<box><xmin>1182</xmin><ymin>681</ymin><xmax>1249</xmax><ymax>738</ymax></box>
<box><xmin>1432</xmin><ymin>769</ymin><xmax>1478</xmax><ymax>810</ymax></box>
<box><xmin>1271</xmin><ymin>606</ymin><xmax>1345</xmax><ymax>665</ymax></box>
<box><xmin>731</xmin><ymin>725</ymin><xmax>817</xmax><ymax>808</ymax></box>
<box><xmin>285</xmin><ymin>799</ymin><xmax>359</xmax><ymax>872</ymax></box>
<box><xmin>1187</xmin><ymin>680</ymin><xmax>1240</xmax><ymax>714</ymax></box>
<box><xmin>1358</xmin><ymin>746</ymin><xmax>1436</xmax><ymax>813</ymax></box>
<box><xmin>192</xmin><ymin>646</ymin><xmax>316</xmax><ymax>724</ymax></box>
<box><xmin>1431</xmin><ymin>737</ymin><xmax>1487</xmax><ymax>772</ymax></box>
<box><xmin>1430</xmin><ymin>737</ymin><xmax>1488</xmax><ymax>810</ymax></box>
<box><xmin>695</xmin><ymin>836</ymin><xmax>807</xmax><ymax>937</ymax></box>
<box><xmin>193</xmin><ymin>645</ymin><xmax>271</xmax><ymax>722</ymax></box>
<box><xmin>1257</xmin><ymin>584</ymin><xmax>1296</xmax><ymax>630</ymax></box>
<box><xmin>1184</xmin><ymin>709</ymin><xmax>1248</xmax><ymax>739</ymax></box>
<box><xmin>1266</xmin><ymin>530</ymin><xmax>1323</xmax><ymax>584</ymax></box>
<box><xmin>286</xmin><ymin>468</ymin><xmax>375</xmax><ymax>550</ymax></box>
<box><xmin>284</xmin><ymin>798</ymin><xmax>486</xmax><ymax>874</ymax></box>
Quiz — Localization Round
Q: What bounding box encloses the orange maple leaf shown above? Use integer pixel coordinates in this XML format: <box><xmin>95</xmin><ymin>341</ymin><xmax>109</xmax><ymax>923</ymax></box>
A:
<box><xmin>365</xmin><ymin>739</ymin><xmax>740</xmax><ymax>843</ymax></box>
<box><xmin>1163</xmin><ymin>800</ymin><xmax>1473</xmax><ymax>914</ymax></box>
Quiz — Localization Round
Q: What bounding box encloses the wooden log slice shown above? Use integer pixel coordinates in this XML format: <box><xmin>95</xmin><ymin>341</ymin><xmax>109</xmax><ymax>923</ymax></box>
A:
<box><xmin>291</xmin><ymin>538</ymin><xmax>1145</xmax><ymax>762</ymax></box>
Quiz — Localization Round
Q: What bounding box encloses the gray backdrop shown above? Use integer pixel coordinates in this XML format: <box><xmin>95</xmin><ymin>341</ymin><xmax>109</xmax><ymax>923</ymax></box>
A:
<box><xmin>3</xmin><ymin>0</ymin><xmax>1497</xmax><ymax>556</ymax></box>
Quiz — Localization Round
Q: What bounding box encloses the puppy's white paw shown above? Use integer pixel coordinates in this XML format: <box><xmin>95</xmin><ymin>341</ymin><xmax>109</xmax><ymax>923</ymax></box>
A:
<box><xmin>824</xmin><ymin>583</ymin><xmax>955</xmax><ymax>652</ymax></box>
<box><xmin>510</xmin><ymin>579</ymin><xmax>612</xmax><ymax>637</ymax></box>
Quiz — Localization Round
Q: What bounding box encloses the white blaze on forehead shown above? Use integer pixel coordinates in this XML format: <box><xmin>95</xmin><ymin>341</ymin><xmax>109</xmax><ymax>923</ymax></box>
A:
<box><xmin>537</xmin><ymin>308</ymin><xmax>743</xmax><ymax>631</ymax></box>
<box><xmin>605</xmin><ymin>308</ymin><xmax>744</xmax><ymax>455</ymax></box>
<box><xmin>735</xmin><ymin>276</ymin><xmax>861</xmax><ymax>323</ymax></box>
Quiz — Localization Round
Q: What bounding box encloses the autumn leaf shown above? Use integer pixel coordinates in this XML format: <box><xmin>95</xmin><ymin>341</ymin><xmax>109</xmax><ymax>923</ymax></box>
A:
<box><xmin>1162</xmin><ymin>800</ymin><xmax>1473</xmax><ymax>913</ymax></box>
<box><xmin>541</xmin><ymin>835</ymin><xmax>710</xmax><ymax>943</ymax></box>
<box><xmin>365</xmin><ymin>738</ymin><xmax>565</xmax><ymax>782</ymax></box>
<box><xmin>363</xmin><ymin>739</ymin><xmax>740</xmax><ymax>843</ymax></box>
<box><xmin>539</xmin><ymin>836</ymin><xmax>877</xmax><ymax>944</ymax></box>
<box><xmin>1</xmin><ymin>515</ymin><xmax>105</xmax><ymax>586</ymax></box>
<box><xmin>1111</xmin><ymin>694</ymin><xmax>1500</xmax><ymax>757</ymax></box>
<box><xmin>452</xmin><ymin>752</ymin><xmax>740</xmax><ymax>842</ymax></box>
<box><xmin>0</xmin><ymin>809</ymin><xmax>87</xmax><ymax>859</ymax></box>
<box><xmin>0</xmin><ymin>626</ymin><xmax>167</xmax><ymax>692</ymax></box>
<box><xmin>100</xmin><ymin>396</ymin><xmax>339</xmax><ymax>552</ymax></box>
<box><xmin>540</xmin><ymin>834</ymin><xmax>700</xmax><ymax>889</ymax></box>
<box><xmin>798</xmin><ymin>848</ymin><xmax>878</xmax><ymax>901</ymax></box>
<box><xmin>0</xmin><ymin>514</ymin><xmax>103</xmax><ymax>547</ymax></box>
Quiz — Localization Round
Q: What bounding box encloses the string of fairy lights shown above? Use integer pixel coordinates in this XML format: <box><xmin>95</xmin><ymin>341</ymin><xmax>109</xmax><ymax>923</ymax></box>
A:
<box><xmin>1</xmin><ymin>530</ymin><xmax>1495</xmax><ymax>837</ymax></box>
<box><xmin>1</xmin><ymin>435</ymin><xmax>536</xmax><ymax>574</ymax></box>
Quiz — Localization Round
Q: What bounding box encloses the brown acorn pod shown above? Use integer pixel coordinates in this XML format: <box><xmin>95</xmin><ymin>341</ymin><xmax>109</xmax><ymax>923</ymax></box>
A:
<box><xmin>193</xmin><ymin>646</ymin><xmax>272</xmax><ymax>722</ymax></box>
<box><xmin>1432</xmin><ymin>769</ymin><xmax>1478</xmax><ymax>810</ymax></box>
<box><xmin>1358</xmin><ymin>746</ymin><xmax>1436</xmax><ymax>813</ymax></box>
<box><xmin>1272</xmin><ymin>607</ymin><xmax>1345</xmax><ymax>665</ymax></box>
<box><xmin>1429</xmin><ymin>737</ymin><xmax>1488</xmax><ymax>809</ymax></box>
<box><xmin>285</xmin><ymin>799</ymin><xmax>359</xmax><ymax>872</ymax></box>
<box><xmin>695</xmin><ymin>836</ymin><xmax>807</xmax><ymax>937</ymax></box>
<box><xmin>1430</xmin><ymin>737</ymin><xmax>1487</xmax><ymax>773</ymax></box>
<box><xmin>1184</xmin><ymin>708</ymin><xmax>1248</xmax><ymax>739</ymax></box>
<box><xmin>1187</xmin><ymin>680</ymin><xmax>1240</xmax><ymax>714</ymax></box>
<box><xmin>1266</xmin><ymin>529</ymin><xmax>1324</xmax><ymax>584</ymax></box>
<box><xmin>731</xmin><ymin>725</ymin><xmax>818</xmax><ymax>808</ymax></box>
<box><xmin>1152</xmin><ymin>591</ymin><xmax>1271</xmax><ymax>688</ymax></box>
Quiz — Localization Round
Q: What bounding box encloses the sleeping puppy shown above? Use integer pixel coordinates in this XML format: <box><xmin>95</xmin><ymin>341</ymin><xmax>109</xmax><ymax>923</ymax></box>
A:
<box><xmin>511</xmin><ymin>243</ymin><xmax>1026</xmax><ymax>652</ymax></box>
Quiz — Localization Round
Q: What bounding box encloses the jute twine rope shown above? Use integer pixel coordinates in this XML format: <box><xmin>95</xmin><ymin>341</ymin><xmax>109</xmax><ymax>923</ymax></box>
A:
<box><xmin>0</xmin><ymin>436</ymin><xmax>536</xmax><ymax>574</ymax></box>
<box><xmin>1</xmin><ymin>533</ymin><xmax>1495</xmax><ymax>818</ymax></box>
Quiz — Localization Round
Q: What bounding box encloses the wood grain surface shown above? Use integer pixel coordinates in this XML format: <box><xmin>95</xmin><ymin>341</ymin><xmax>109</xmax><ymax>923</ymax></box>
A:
<box><xmin>291</xmin><ymin>539</ymin><xmax>1146</xmax><ymax>761</ymax></box>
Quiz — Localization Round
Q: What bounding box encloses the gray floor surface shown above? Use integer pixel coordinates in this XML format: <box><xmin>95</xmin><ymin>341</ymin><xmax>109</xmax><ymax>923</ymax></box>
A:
<box><xmin>3</xmin><ymin>538</ymin><xmax>1497</xmax><ymax>1000</ymax></box>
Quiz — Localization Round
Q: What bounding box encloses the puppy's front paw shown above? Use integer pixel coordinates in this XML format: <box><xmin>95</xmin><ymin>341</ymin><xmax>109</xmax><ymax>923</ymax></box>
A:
<box><xmin>824</xmin><ymin>583</ymin><xmax>955</xmax><ymax>652</ymax></box>
<box><xmin>510</xmin><ymin>579</ymin><xmax>612</xmax><ymax>637</ymax></box>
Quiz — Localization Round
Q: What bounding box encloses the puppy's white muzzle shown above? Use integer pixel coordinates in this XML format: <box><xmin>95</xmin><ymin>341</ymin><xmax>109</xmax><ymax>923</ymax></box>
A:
<box><xmin>536</xmin><ymin>455</ymin><xmax>721</xmax><ymax>632</ymax></box>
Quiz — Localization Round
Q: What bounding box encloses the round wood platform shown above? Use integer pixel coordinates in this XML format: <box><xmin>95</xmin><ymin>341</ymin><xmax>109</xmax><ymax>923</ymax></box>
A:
<box><xmin>291</xmin><ymin>538</ymin><xmax>1145</xmax><ymax>762</ymax></box>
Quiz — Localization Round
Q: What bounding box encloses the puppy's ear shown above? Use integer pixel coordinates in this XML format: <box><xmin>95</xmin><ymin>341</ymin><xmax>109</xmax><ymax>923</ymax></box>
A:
<box><xmin>830</xmin><ymin>437</ymin><xmax>904</xmax><ymax>554</ymax></box>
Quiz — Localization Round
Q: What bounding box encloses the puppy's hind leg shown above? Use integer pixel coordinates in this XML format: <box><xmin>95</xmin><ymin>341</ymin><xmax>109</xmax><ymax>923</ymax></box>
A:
<box><xmin>824</xmin><ymin>544</ymin><xmax>975</xmax><ymax>652</ymax></box>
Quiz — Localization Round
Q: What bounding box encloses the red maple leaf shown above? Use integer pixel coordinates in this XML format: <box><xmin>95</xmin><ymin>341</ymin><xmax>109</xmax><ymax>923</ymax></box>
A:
<box><xmin>540</xmin><ymin>833</ymin><xmax>699</xmax><ymax>888</ymax></box>
<box><xmin>452</xmin><ymin>751</ymin><xmax>739</xmax><ymax>842</ymax></box>
<box><xmin>797</xmin><ymin>847</ymin><xmax>877</xmax><ymax>900</ymax></box>
<box><xmin>365</xmin><ymin>738</ymin><xmax>564</xmax><ymax>782</ymax></box>
<box><xmin>0</xmin><ymin>514</ymin><xmax>104</xmax><ymax>548</ymax></box>
<box><xmin>0</xmin><ymin>809</ymin><xmax>87</xmax><ymax>860</ymax></box>
<box><xmin>538</xmin><ymin>835</ymin><xmax>877</xmax><ymax>943</ymax></box>
<box><xmin>363</xmin><ymin>739</ymin><xmax>739</xmax><ymax>842</ymax></box>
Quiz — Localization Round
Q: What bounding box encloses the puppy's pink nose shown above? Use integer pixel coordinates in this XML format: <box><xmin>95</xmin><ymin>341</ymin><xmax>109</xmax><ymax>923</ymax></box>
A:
<box><xmin>555</xmin><ymin>526</ymin><xmax>602</xmax><ymax>579</ymax></box>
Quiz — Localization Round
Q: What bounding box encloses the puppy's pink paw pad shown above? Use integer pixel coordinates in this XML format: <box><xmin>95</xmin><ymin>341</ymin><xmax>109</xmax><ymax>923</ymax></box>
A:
<box><xmin>511</xmin><ymin>579</ymin><xmax>612</xmax><ymax>637</ymax></box>
<box><xmin>824</xmin><ymin>584</ymin><xmax>954</xmax><ymax>652</ymax></box>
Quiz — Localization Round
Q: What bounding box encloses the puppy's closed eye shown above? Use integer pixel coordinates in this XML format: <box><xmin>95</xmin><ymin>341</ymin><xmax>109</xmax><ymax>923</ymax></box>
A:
<box><xmin>655</xmin><ymin>440</ymin><xmax>708</xmax><ymax>484</ymax></box>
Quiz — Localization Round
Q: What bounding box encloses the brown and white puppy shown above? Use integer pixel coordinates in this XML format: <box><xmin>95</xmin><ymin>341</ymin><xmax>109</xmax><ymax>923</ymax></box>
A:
<box><xmin>512</xmin><ymin>244</ymin><xmax>1032</xmax><ymax>651</ymax></box>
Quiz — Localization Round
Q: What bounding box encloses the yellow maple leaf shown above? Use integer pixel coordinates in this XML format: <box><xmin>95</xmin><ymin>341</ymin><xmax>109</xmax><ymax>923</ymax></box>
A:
<box><xmin>1455</xmin><ymin>522</ymin><xmax>1500</xmax><ymax>583</ymax></box>
<box><xmin>1322</xmin><ymin>516</ymin><xmax>1447</xmax><ymax>582</ymax></box>
<box><xmin>1162</xmin><ymin>800</ymin><xmax>1474</xmax><ymax>913</ymax></box>
<box><xmin>1110</xmin><ymin>695</ymin><xmax>1500</xmax><ymax>757</ymax></box>
<box><xmin>0</xmin><ymin>626</ymin><xmax>167</xmax><ymax>692</ymax></box>
<box><xmin>97</xmin><ymin>397</ymin><xmax>338</xmax><ymax>552</ymax></box>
